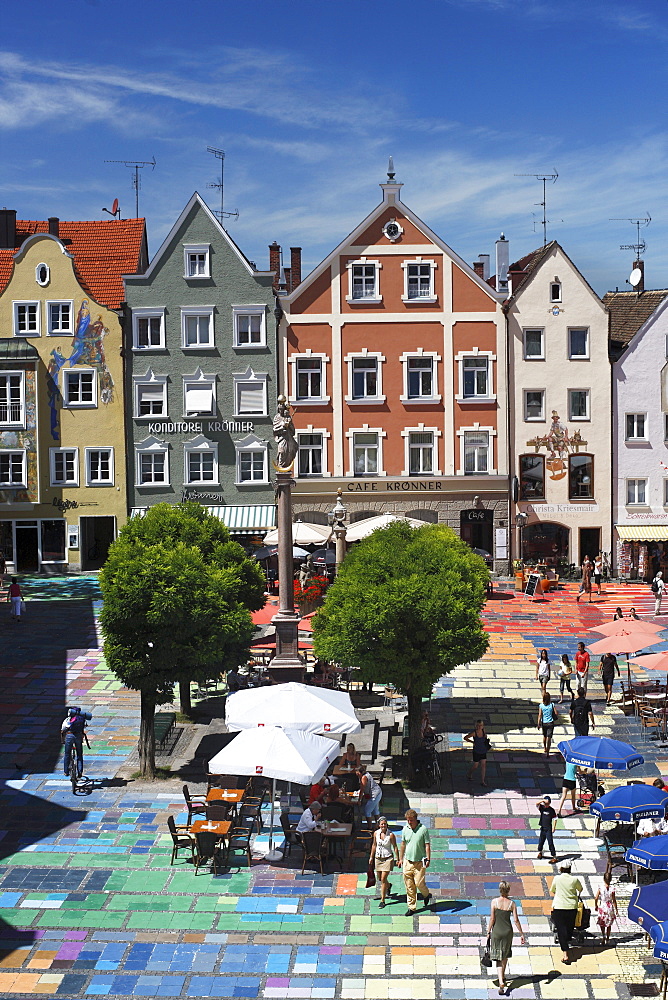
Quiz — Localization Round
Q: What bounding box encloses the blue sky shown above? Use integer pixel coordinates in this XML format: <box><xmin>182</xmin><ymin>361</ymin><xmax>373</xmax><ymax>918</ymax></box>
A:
<box><xmin>1</xmin><ymin>0</ymin><xmax>667</xmax><ymax>293</ymax></box>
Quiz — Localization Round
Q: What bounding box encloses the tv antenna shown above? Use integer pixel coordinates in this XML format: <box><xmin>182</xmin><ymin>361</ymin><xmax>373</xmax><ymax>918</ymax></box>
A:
<box><xmin>206</xmin><ymin>146</ymin><xmax>239</xmax><ymax>225</ymax></box>
<box><xmin>104</xmin><ymin>157</ymin><xmax>156</xmax><ymax>217</ymax></box>
<box><xmin>514</xmin><ymin>170</ymin><xmax>559</xmax><ymax>245</ymax></box>
<box><xmin>102</xmin><ymin>197</ymin><xmax>120</xmax><ymax>220</ymax></box>
<box><xmin>609</xmin><ymin>213</ymin><xmax>651</xmax><ymax>258</ymax></box>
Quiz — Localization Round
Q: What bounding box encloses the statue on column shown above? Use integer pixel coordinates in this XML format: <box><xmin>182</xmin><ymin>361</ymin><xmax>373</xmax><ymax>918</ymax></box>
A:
<box><xmin>273</xmin><ymin>394</ymin><xmax>298</xmax><ymax>472</ymax></box>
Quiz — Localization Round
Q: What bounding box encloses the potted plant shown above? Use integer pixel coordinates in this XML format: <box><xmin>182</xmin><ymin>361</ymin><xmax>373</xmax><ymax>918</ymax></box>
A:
<box><xmin>294</xmin><ymin>575</ymin><xmax>329</xmax><ymax>615</ymax></box>
<box><xmin>513</xmin><ymin>559</ymin><xmax>525</xmax><ymax>591</ymax></box>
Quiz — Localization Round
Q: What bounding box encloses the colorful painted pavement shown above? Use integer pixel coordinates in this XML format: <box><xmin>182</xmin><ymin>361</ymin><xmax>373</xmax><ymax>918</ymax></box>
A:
<box><xmin>0</xmin><ymin>577</ymin><xmax>666</xmax><ymax>1000</ymax></box>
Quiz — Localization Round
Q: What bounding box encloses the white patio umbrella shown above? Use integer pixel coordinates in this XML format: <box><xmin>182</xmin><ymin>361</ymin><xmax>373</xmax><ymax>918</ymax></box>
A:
<box><xmin>225</xmin><ymin>681</ymin><xmax>361</xmax><ymax>736</ymax></box>
<box><xmin>263</xmin><ymin>520</ymin><xmax>331</xmax><ymax>546</ymax></box>
<box><xmin>208</xmin><ymin>726</ymin><xmax>337</xmax><ymax>861</ymax></box>
<box><xmin>345</xmin><ymin>513</ymin><xmax>424</xmax><ymax>542</ymax></box>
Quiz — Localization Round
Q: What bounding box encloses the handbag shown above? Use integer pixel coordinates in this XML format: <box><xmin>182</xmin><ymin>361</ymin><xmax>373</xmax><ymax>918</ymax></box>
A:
<box><xmin>365</xmin><ymin>863</ymin><xmax>376</xmax><ymax>889</ymax></box>
<box><xmin>481</xmin><ymin>935</ymin><xmax>492</xmax><ymax>968</ymax></box>
<box><xmin>20</xmin><ymin>600</ymin><xmax>26</xmax><ymax>613</ymax></box>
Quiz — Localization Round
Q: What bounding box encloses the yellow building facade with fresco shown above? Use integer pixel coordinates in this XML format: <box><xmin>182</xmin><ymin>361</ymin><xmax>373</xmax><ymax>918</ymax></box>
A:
<box><xmin>0</xmin><ymin>220</ymin><xmax>144</xmax><ymax>572</ymax></box>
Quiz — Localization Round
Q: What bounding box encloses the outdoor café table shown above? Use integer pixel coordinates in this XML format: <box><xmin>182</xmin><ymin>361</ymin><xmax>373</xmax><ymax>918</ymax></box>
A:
<box><xmin>645</xmin><ymin>692</ymin><xmax>668</xmax><ymax>703</ymax></box>
<box><xmin>632</xmin><ymin>680</ymin><xmax>657</xmax><ymax>690</ymax></box>
<box><xmin>333</xmin><ymin>763</ymin><xmax>358</xmax><ymax>777</ymax></box>
<box><xmin>316</xmin><ymin>821</ymin><xmax>352</xmax><ymax>868</ymax></box>
<box><xmin>206</xmin><ymin>787</ymin><xmax>244</xmax><ymax>821</ymax></box>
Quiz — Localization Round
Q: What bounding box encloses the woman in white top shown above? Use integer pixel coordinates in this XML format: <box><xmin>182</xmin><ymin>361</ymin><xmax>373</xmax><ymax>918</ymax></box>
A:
<box><xmin>368</xmin><ymin>815</ymin><xmax>399</xmax><ymax>907</ymax></box>
<box><xmin>357</xmin><ymin>764</ymin><xmax>382</xmax><ymax>827</ymax></box>
<box><xmin>535</xmin><ymin>649</ymin><xmax>550</xmax><ymax>695</ymax></box>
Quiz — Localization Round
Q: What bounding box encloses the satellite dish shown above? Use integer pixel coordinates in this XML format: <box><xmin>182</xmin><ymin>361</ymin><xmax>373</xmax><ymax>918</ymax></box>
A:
<box><xmin>629</xmin><ymin>267</ymin><xmax>642</xmax><ymax>287</ymax></box>
<box><xmin>111</xmin><ymin>198</ymin><xmax>119</xmax><ymax>216</ymax></box>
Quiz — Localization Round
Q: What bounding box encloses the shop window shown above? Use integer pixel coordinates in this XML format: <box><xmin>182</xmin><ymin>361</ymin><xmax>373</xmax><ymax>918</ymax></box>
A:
<box><xmin>41</xmin><ymin>520</ymin><xmax>66</xmax><ymax>562</ymax></box>
<box><xmin>522</xmin><ymin>522</ymin><xmax>569</xmax><ymax>564</ymax></box>
<box><xmin>569</xmin><ymin>454</ymin><xmax>594</xmax><ymax>499</ymax></box>
<box><xmin>519</xmin><ymin>455</ymin><xmax>545</xmax><ymax>500</ymax></box>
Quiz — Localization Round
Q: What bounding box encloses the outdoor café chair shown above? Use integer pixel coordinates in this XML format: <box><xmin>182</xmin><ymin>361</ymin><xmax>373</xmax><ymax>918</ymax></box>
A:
<box><xmin>301</xmin><ymin>831</ymin><xmax>327</xmax><ymax>875</ymax></box>
<box><xmin>182</xmin><ymin>784</ymin><xmax>207</xmax><ymax>825</ymax></box>
<box><xmin>226</xmin><ymin>826</ymin><xmax>253</xmax><ymax>867</ymax></box>
<box><xmin>279</xmin><ymin>812</ymin><xmax>299</xmax><ymax>856</ymax></box>
<box><xmin>167</xmin><ymin>815</ymin><xmax>195</xmax><ymax>866</ymax></box>
<box><xmin>603</xmin><ymin>834</ymin><xmax>633</xmax><ymax>881</ymax></box>
<box><xmin>194</xmin><ymin>830</ymin><xmax>225</xmax><ymax>876</ymax></box>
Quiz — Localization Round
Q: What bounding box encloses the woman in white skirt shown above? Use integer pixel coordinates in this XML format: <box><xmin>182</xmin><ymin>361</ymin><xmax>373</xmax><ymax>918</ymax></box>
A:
<box><xmin>7</xmin><ymin>576</ymin><xmax>22</xmax><ymax>622</ymax></box>
<box><xmin>368</xmin><ymin>816</ymin><xmax>399</xmax><ymax>907</ymax></box>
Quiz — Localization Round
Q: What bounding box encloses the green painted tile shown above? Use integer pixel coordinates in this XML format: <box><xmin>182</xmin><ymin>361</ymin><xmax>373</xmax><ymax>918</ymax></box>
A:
<box><xmin>61</xmin><ymin>894</ymin><xmax>107</xmax><ymax>910</ymax></box>
<box><xmin>0</xmin><ymin>909</ymin><xmax>38</xmax><ymax>927</ymax></box>
<box><xmin>122</xmin><ymin>872</ymin><xmax>170</xmax><ymax>892</ymax></box>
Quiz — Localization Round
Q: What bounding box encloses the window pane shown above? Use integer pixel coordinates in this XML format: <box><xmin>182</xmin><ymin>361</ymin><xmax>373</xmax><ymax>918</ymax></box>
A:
<box><xmin>520</xmin><ymin>455</ymin><xmax>545</xmax><ymax>499</ymax></box>
<box><xmin>525</xmin><ymin>330</ymin><xmax>543</xmax><ymax>357</ymax></box>
<box><xmin>569</xmin><ymin>329</ymin><xmax>588</xmax><ymax>357</ymax></box>
<box><xmin>569</xmin><ymin>391</ymin><xmax>588</xmax><ymax>418</ymax></box>
<box><xmin>569</xmin><ymin>455</ymin><xmax>593</xmax><ymax>498</ymax></box>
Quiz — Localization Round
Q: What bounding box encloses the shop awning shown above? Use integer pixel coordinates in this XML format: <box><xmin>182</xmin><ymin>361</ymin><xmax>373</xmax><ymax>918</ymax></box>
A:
<box><xmin>208</xmin><ymin>504</ymin><xmax>276</xmax><ymax>534</ymax></box>
<box><xmin>617</xmin><ymin>525</ymin><xmax>668</xmax><ymax>541</ymax></box>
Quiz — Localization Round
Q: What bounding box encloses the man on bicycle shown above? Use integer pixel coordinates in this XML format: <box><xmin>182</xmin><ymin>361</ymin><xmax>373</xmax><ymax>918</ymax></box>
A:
<box><xmin>61</xmin><ymin>707</ymin><xmax>91</xmax><ymax>779</ymax></box>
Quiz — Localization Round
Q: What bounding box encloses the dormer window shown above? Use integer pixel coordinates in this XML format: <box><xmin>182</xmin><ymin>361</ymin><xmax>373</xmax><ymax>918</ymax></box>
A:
<box><xmin>183</xmin><ymin>244</ymin><xmax>211</xmax><ymax>279</ymax></box>
<box><xmin>550</xmin><ymin>280</ymin><xmax>562</xmax><ymax>303</ymax></box>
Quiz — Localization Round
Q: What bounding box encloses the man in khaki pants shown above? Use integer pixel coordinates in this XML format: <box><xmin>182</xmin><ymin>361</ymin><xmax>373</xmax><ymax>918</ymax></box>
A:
<box><xmin>399</xmin><ymin>808</ymin><xmax>433</xmax><ymax>916</ymax></box>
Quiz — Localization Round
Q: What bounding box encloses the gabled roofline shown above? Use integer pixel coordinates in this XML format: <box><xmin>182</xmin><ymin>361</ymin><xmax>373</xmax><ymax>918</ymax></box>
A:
<box><xmin>612</xmin><ymin>292</ymin><xmax>668</xmax><ymax>360</ymax></box>
<box><xmin>505</xmin><ymin>241</ymin><xmax>605</xmax><ymax>311</ymax></box>
<box><xmin>124</xmin><ymin>192</ymin><xmax>266</xmax><ymax>283</ymax></box>
<box><xmin>13</xmin><ymin>231</ymin><xmax>74</xmax><ymax>263</ymax></box>
<box><xmin>280</xmin><ymin>189</ymin><xmax>504</xmax><ymax>306</ymax></box>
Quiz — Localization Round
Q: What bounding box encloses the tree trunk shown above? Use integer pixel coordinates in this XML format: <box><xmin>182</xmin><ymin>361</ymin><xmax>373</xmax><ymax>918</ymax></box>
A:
<box><xmin>179</xmin><ymin>680</ymin><xmax>192</xmax><ymax>717</ymax></box>
<box><xmin>406</xmin><ymin>689</ymin><xmax>423</xmax><ymax>773</ymax></box>
<box><xmin>139</xmin><ymin>689</ymin><xmax>156</xmax><ymax>780</ymax></box>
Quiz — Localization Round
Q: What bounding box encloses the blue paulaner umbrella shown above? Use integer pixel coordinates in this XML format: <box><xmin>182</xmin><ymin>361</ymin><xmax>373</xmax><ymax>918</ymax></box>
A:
<box><xmin>557</xmin><ymin>736</ymin><xmax>644</xmax><ymax>770</ymax></box>
<box><xmin>628</xmin><ymin>882</ymin><xmax>668</xmax><ymax>928</ymax></box>
<box><xmin>626</xmin><ymin>834</ymin><xmax>668</xmax><ymax>870</ymax></box>
<box><xmin>591</xmin><ymin>784</ymin><xmax>668</xmax><ymax>822</ymax></box>
<box><xmin>650</xmin><ymin>921</ymin><xmax>668</xmax><ymax>962</ymax></box>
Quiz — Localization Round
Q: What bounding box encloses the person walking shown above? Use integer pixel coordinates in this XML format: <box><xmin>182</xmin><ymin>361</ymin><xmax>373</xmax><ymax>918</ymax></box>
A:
<box><xmin>399</xmin><ymin>808</ymin><xmax>433</xmax><ymax>916</ymax></box>
<box><xmin>652</xmin><ymin>571</ymin><xmax>664</xmax><ymax>617</ymax></box>
<box><xmin>357</xmin><ymin>764</ymin><xmax>382</xmax><ymax>827</ymax></box>
<box><xmin>570</xmin><ymin>688</ymin><xmax>595</xmax><ymax>737</ymax></box>
<box><xmin>556</xmin><ymin>760</ymin><xmax>578</xmax><ymax>816</ymax></box>
<box><xmin>594</xmin><ymin>872</ymin><xmax>618</xmax><ymax>946</ymax></box>
<box><xmin>535</xmin><ymin>649</ymin><xmax>551</xmax><ymax>695</ymax></box>
<box><xmin>487</xmin><ymin>881</ymin><xmax>525</xmax><ymax>996</ymax></box>
<box><xmin>465</xmin><ymin>719</ymin><xmax>489</xmax><ymax>787</ymax></box>
<box><xmin>599</xmin><ymin>652</ymin><xmax>620</xmax><ymax>706</ymax></box>
<box><xmin>557</xmin><ymin>654</ymin><xmax>573</xmax><ymax>703</ymax></box>
<box><xmin>549</xmin><ymin>862</ymin><xmax>583</xmax><ymax>964</ymax></box>
<box><xmin>593</xmin><ymin>554</ymin><xmax>603</xmax><ymax>598</ymax></box>
<box><xmin>7</xmin><ymin>576</ymin><xmax>22</xmax><ymax>622</ymax></box>
<box><xmin>574</xmin><ymin>642</ymin><xmax>590</xmax><ymax>695</ymax></box>
<box><xmin>369</xmin><ymin>816</ymin><xmax>399</xmax><ymax>908</ymax></box>
<box><xmin>536</xmin><ymin>795</ymin><xmax>558</xmax><ymax>863</ymax></box>
<box><xmin>537</xmin><ymin>693</ymin><xmax>558</xmax><ymax>756</ymax></box>
<box><xmin>576</xmin><ymin>556</ymin><xmax>592</xmax><ymax>604</ymax></box>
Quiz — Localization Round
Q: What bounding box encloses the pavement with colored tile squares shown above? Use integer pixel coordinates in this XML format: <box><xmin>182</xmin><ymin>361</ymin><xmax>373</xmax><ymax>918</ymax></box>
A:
<box><xmin>0</xmin><ymin>575</ymin><xmax>667</xmax><ymax>1000</ymax></box>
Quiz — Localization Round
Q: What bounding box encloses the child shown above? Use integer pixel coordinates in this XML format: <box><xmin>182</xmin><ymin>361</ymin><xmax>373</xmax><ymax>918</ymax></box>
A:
<box><xmin>594</xmin><ymin>872</ymin><xmax>618</xmax><ymax>945</ymax></box>
<box><xmin>536</xmin><ymin>795</ymin><xmax>557</xmax><ymax>863</ymax></box>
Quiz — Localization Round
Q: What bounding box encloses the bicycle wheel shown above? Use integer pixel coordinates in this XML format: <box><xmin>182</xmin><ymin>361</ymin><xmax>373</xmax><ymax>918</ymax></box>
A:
<box><xmin>69</xmin><ymin>751</ymin><xmax>78</xmax><ymax>792</ymax></box>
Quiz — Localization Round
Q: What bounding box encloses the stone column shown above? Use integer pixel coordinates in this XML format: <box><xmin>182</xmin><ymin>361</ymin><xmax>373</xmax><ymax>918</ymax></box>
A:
<box><xmin>270</xmin><ymin>469</ymin><xmax>305</xmax><ymax>681</ymax></box>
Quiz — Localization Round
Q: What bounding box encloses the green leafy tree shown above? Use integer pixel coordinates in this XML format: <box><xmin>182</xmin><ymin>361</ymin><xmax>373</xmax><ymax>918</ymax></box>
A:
<box><xmin>99</xmin><ymin>503</ymin><xmax>265</xmax><ymax>777</ymax></box>
<box><xmin>312</xmin><ymin>522</ymin><xmax>489</xmax><ymax>763</ymax></box>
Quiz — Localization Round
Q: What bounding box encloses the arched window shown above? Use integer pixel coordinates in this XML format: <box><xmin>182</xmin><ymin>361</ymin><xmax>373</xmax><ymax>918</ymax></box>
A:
<box><xmin>519</xmin><ymin>455</ymin><xmax>545</xmax><ymax>500</ymax></box>
<box><xmin>569</xmin><ymin>454</ymin><xmax>594</xmax><ymax>499</ymax></box>
<box><xmin>297</xmin><ymin>510</ymin><xmax>328</xmax><ymax>526</ymax></box>
<box><xmin>349</xmin><ymin>509</ymin><xmax>380</xmax><ymax>524</ymax></box>
<box><xmin>405</xmin><ymin>509</ymin><xmax>437</xmax><ymax>523</ymax></box>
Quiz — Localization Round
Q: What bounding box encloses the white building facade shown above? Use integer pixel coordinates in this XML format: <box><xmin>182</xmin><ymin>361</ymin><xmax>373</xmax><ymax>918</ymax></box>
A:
<box><xmin>610</xmin><ymin>291</ymin><xmax>668</xmax><ymax>579</ymax></box>
<box><xmin>506</xmin><ymin>242</ymin><xmax>611</xmax><ymax>569</ymax></box>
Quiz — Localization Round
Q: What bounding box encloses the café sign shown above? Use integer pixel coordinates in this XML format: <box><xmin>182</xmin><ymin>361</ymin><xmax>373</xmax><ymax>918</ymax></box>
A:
<box><xmin>147</xmin><ymin>420</ymin><xmax>255</xmax><ymax>435</ymax></box>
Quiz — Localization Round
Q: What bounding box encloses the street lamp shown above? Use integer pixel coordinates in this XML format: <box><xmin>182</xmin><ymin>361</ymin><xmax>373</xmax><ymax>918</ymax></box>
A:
<box><xmin>327</xmin><ymin>488</ymin><xmax>348</xmax><ymax>575</ymax></box>
<box><xmin>515</xmin><ymin>511</ymin><xmax>528</xmax><ymax>564</ymax></box>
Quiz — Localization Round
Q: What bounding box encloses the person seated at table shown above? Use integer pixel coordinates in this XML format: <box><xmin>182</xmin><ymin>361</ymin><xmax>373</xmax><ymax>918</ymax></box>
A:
<box><xmin>638</xmin><ymin>811</ymin><xmax>667</xmax><ymax>837</ymax></box>
<box><xmin>308</xmin><ymin>775</ymin><xmax>335</xmax><ymax>805</ymax></box>
<box><xmin>322</xmin><ymin>784</ymin><xmax>352</xmax><ymax>823</ymax></box>
<box><xmin>613</xmin><ymin>607</ymin><xmax>624</xmax><ymax>621</ymax></box>
<box><xmin>653</xmin><ymin>777</ymin><xmax>668</xmax><ymax>792</ymax></box>
<box><xmin>338</xmin><ymin>743</ymin><xmax>361</xmax><ymax>770</ymax></box>
<box><xmin>226</xmin><ymin>666</ymin><xmax>246</xmax><ymax>693</ymax></box>
<box><xmin>627</xmin><ymin>607</ymin><xmax>642</xmax><ymax>620</ymax></box>
<box><xmin>297</xmin><ymin>800</ymin><xmax>321</xmax><ymax>835</ymax></box>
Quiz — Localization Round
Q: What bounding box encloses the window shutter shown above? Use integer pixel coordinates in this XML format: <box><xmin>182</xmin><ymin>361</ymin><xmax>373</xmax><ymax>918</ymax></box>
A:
<box><xmin>237</xmin><ymin>384</ymin><xmax>265</xmax><ymax>414</ymax></box>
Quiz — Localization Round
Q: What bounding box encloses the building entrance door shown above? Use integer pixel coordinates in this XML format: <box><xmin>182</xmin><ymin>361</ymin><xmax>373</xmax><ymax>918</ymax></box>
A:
<box><xmin>579</xmin><ymin>527</ymin><xmax>600</xmax><ymax>564</ymax></box>
<box><xmin>15</xmin><ymin>521</ymin><xmax>39</xmax><ymax>572</ymax></box>
<box><xmin>80</xmin><ymin>516</ymin><xmax>116</xmax><ymax>571</ymax></box>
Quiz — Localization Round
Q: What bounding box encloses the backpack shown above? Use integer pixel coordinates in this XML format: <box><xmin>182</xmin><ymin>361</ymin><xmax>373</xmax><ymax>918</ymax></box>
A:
<box><xmin>651</xmin><ymin>579</ymin><xmax>659</xmax><ymax>594</ymax></box>
<box><xmin>572</xmin><ymin>700</ymin><xmax>589</xmax><ymax>726</ymax></box>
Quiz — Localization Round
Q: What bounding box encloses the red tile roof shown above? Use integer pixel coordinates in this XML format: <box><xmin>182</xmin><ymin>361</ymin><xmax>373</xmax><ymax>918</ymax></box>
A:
<box><xmin>603</xmin><ymin>288</ymin><xmax>668</xmax><ymax>351</ymax></box>
<box><xmin>0</xmin><ymin>219</ymin><xmax>146</xmax><ymax>309</ymax></box>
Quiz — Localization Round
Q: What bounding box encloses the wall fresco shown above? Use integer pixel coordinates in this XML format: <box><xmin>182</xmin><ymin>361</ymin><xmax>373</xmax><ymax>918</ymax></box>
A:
<box><xmin>0</xmin><ymin>368</ymin><xmax>37</xmax><ymax>502</ymax></box>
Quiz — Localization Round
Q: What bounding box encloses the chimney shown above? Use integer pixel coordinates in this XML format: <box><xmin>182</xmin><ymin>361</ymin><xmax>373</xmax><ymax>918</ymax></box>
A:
<box><xmin>632</xmin><ymin>258</ymin><xmax>644</xmax><ymax>293</ymax></box>
<box><xmin>473</xmin><ymin>261</ymin><xmax>484</xmax><ymax>278</ymax></box>
<box><xmin>283</xmin><ymin>266</ymin><xmax>292</xmax><ymax>292</ymax></box>
<box><xmin>478</xmin><ymin>254</ymin><xmax>490</xmax><ymax>281</ymax></box>
<box><xmin>290</xmin><ymin>247</ymin><xmax>302</xmax><ymax>290</ymax></box>
<box><xmin>269</xmin><ymin>242</ymin><xmax>281</xmax><ymax>292</ymax></box>
<box><xmin>0</xmin><ymin>209</ymin><xmax>17</xmax><ymax>249</ymax></box>
<box><xmin>48</xmin><ymin>217</ymin><xmax>59</xmax><ymax>238</ymax></box>
<box><xmin>496</xmin><ymin>233</ymin><xmax>509</xmax><ymax>294</ymax></box>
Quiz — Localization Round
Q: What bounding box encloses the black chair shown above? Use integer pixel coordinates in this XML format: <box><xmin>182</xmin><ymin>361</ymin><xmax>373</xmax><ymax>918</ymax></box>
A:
<box><xmin>182</xmin><ymin>784</ymin><xmax>207</xmax><ymax>825</ymax></box>
<box><xmin>603</xmin><ymin>834</ymin><xmax>633</xmax><ymax>880</ymax></box>
<box><xmin>238</xmin><ymin>801</ymin><xmax>264</xmax><ymax>834</ymax></box>
<box><xmin>206</xmin><ymin>802</ymin><xmax>232</xmax><ymax>823</ymax></box>
<box><xmin>301</xmin><ymin>831</ymin><xmax>327</xmax><ymax>874</ymax></box>
<box><xmin>279</xmin><ymin>812</ymin><xmax>299</xmax><ymax>856</ymax></box>
<box><xmin>348</xmin><ymin>824</ymin><xmax>373</xmax><ymax>859</ymax></box>
<box><xmin>194</xmin><ymin>830</ymin><xmax>224</xmax><ymax>875</ymax></box>
<box><xmin>322</xmin><ymin>801</ymin><xmax>349</xmax><ymax>824</ymax></box>
<box><xmin>338</xmin><ymin>772</ymin><xmax>360</xmax><ymax>793</ymax></box>
<box><xmin>227</xmin><ymin>826</ymin><xmax>253</xmax><ymax>866</ymax></box>
<box><xmin>167</xmin><ymin>815</ymin><xmax>195</xmax><ymax>866</ymax></box>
